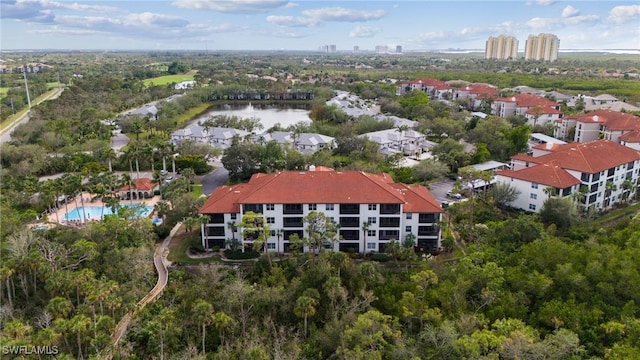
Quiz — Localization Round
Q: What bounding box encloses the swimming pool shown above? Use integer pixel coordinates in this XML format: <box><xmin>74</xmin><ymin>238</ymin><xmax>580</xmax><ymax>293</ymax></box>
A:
<box><xmin>64</xmin><ymin>204</ymin><xmax>154</xmax><ymax>221</ymax></box>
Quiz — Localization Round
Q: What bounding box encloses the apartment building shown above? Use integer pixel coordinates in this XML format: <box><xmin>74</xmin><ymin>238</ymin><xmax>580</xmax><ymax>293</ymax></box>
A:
<box><xmin>491</xmin><ymin>93</ymin><xmax>562</xmax><ymax>125</ymax></box>
<box><xmin>485</xmin><ymin>35</ymin><xmax>519</xmax><ymax>60</ymax></box>
<box><xmin>554</xmin><ymin>110</ymin><xmax>640</xmax><ymax>144</ymax></box>
<box><xmin>199</xmin><ymin>168</ymin><xmax>444</xmax><ymax>254</ymax></box>
<box><xmin>524</xmin><ymin>33</ymin><xmax>560</xmax><ymax>62</ymax></box>
<box><xmin>395</xmin><ymin>78</ymin><xmax>452</xmax><ymax>98</ymax></box>
<box><xmin>496</xmin><ymin>140</ymin><xmax>640</xmax><ymax>213</ymax></box>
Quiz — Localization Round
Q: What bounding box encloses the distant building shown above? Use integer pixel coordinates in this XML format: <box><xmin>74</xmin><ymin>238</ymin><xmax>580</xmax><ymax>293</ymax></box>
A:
<box><xmin>329</xmin><ymin>44</ymin><xmax>337</xmax><ymax>53</ymax></box>
<box><xmin>485</xmin><ymin>35</ymin><xmax>518</xmax><ymax>60</ymax></box>
<box><xmin>375</xmin><ymin>45</ymin><xmax>388</xmax><ymax>54</ymax></box>
<box><xmin>353</xmin><ymin>45</ymin><xmax>359</xmax><ymax>52</ymax></box>
<box><xmin>395</xmin><ymin>45</ymin><xmax>403</xmax><ymax>54</ymax></box>
<box><xmin>524</xmin><ymin>33</ymin><xmax>560</xmax><ymax>62</ymax></box>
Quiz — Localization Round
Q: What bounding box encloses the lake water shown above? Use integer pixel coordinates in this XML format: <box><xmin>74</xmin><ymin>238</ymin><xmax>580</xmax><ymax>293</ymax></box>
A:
<box><xmin>190</xmin><ymin>103</ymin><xmax>312</xmax><ymax>130</ymax></box>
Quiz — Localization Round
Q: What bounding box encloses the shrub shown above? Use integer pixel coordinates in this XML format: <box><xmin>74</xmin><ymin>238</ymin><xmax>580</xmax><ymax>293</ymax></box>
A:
<box><xmin>224</xmin><ymin>249</ymin><xmax>260</xmax><ymax>260</ymax></box>
<box><xmin>211</xmin><ymin>246</ymin><xmax>220</xmax><ymax>252</ymax></box>
<box><xmin>154</xmin><ymin>224</ymin><xmax>171</xmax><ymax>239</ymax></box>
<box><xmin>371</xmin><ymin>253</ymin><xmax>390</xmax><ymax>262</ymax></box>
<box><xmin>190</xmin><ymin>243</ymin><xmax>205</xmax><ymax>253</ymax></box>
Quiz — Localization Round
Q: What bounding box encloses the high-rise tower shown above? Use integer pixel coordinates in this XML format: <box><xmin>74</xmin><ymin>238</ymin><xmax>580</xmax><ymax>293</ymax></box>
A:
<box><xmin>524</xmin><ymin>33</ymin><xmax>560</xmax><ymax>62</ymax></box>
<box><xmin>485</xmin><ymin>35</ymin><xmax>519</xmax><ymax>60</ymax></box>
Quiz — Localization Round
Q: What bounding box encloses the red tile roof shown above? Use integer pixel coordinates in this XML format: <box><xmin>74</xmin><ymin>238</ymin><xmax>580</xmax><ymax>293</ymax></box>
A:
<box><xmin>525</xmin><ymin>106</ymin><xmax>563</xmax><ymax>115</ymax></box>
<box><xmin>620</xmin><ymin>130</ymin><xmax>640</xmax><ymax>143</ymax></box>
<box><xmin>495</xmin><ymin>93</ymin><xmax>558</xmax><ymax>108</ymax></box>
<box><xmin>566</xmin><ymin>110</ymin><xmax>640</xmax><ymax>131</ymax></box>
<box><xmin>119</xmin><ymin>178</ymin><xmax>155</xmax><ymax>191</ymax></box>
<box><xmin>200</xmin><ymin>170</ymin><xmax>443</xmax><ymax>214</ymax></box>
<box><xmin>519</xmin><ymin>140</ymin><xmax>640</xmax><ymax>174</ymax></box>
<box><xmin>498</xmin><ymin>161</ymin><xmax>581</xmax><ymax>188</ymax></box>
<box><xmin>464</xmin><ymin>84</ymin><xmax>500</xmax><ymax>99</ymax></box>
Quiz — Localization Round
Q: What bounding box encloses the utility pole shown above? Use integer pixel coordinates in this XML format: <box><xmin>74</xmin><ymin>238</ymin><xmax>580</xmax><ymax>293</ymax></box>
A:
<box><xmin>23</xmin><ymin>68</ymin><xmax>31</xmax><ymax>110</ymax></box>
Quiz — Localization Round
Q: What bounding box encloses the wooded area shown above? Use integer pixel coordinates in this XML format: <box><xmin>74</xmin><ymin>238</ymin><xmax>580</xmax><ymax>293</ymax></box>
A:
<box><xmin>1</xmin><ymin>51</ymin><xmax>639</xmax><ymax>358</ymax></box>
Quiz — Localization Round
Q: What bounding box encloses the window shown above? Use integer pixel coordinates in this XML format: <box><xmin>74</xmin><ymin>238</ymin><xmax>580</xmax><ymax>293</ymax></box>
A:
<box><xmin>368</xmin><ymin>204</ymin><xmax>377</xmax><ymax>211</ymax></box>
<box><xmin>325</xmin><ymin>204</ymin><xmax>334</xmax><ymax>211</ymax></box>
<box><xmin>530</xmin><ymin>193</ymin><xmax>537</xmax><ymax>199</ymax></box>
<box><xmin>266</xmin><ymin>217</ymin><xmax>275</xmax><ymax>224</ymax></box>
<box><xmin>230</xmin><ymin>213</ymin><xmax>237</xmax><ymax>220</ymax></box>
<box><xmin>405</xmin><ymin>226</ymin><xmax>412</xmax><ymax>232</ymax></box>
<box><xmin>367</xmin><ymin>230</ymin><xmax>376</xmax><ymax>236</ymax></box>
<box><xmin>368</xmin><ymin>217</ymin><xmax>377</xmax><ymax>224</ymax></box>
<box><xmin>531</xmin><ymin>183</ymin><xmax>539</xmax><ymax>189</ymax></box>
<box><xmin>367</xmin><ymin>243</ymin><xmax>376</xmax><ymax>250</ymax></box>
<box><xmin>308</xmin><ymin>204</ymin><xmax>317</xmax><ymax>211</ymax></box>
<box><xmin>529</xmin><ymin>204</ymin><xmax>536</xmax><ymax>210</ymax></box>
<box><xmin>266</xmin><ymin>204</ymin><xmax>275</xmax><ymax>211</ymax></box>
<box><xmin>406</xmin><ymin>213</ymin><xmax>412</xmax><ymax>220</ymax></box>
<box><xmin>270</xmin><ymin>230</ymin><xmax>275</xmax><ymax>236</ymax></box>
<box><xmin>267</xmin><ymin>243</ymin><xmax>276</xmax><ymax>250</ymax></box>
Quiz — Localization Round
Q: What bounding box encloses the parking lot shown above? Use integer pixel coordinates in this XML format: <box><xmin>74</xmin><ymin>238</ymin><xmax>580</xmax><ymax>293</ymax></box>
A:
<box><xmin>428</xmin><ymin>179</ymin><xmax>456</xmax><ymax>207</ymax></box>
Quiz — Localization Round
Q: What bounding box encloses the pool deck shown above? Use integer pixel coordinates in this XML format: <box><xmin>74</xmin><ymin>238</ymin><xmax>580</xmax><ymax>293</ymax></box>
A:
<box><xmin>47</xmin><ymin>192</ymin><xmax>161</xmax><ymax>227</ymax></box>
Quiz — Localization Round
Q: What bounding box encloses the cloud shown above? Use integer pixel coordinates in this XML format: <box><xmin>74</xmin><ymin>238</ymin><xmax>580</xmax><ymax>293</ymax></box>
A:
<box><xmin>563</xmin><ymin>14</ymin><xmax>598</xmax><ymax>26</ymax></box>
<box><xmin>349</xmin><ymin>25</ymin><xmax>380</xmax><ymax>38</ymax></box>
<box><xmin>0</xmin><ymin>0</ymin><xmax>117</xmax><ymax>20</ymax></box>
<box><xmin>561</xmin><ymin>5</ymin><xmax>579</xmax><ymax>18</ymax></box>
<box><xmin>266</xmin><ymin>15</ymin><xmax>319</xmax><ymax>27</ymax></box>
<box><xmin>607</xmin><ymin>5</ymin><xmax>640</xmax><ymax>25</ymax></box>
<box><xmin>171</xmin><ymin>0</ymin><xmax>290</xmax><ymax>13</ymax></box>
<box><xmin>301</xmin><ymin>7</ymin><xmax>386</xmax><ymax>22</ymax></box>
<box><xmin>30</xmin><ymin>28</ymin><xmax>104</xmax><ymax>36</ymax></box>
<box><xmin>266</xmin><ymin>6</ymin><xmax>386</xmax><ymax>28</ymax></box>
<box><xmin>534</xmin><ymin>0</ymin><xmax>556</xmax><ymax>5</ymax></box>
<box><xmin>525</xmin><ymin>17</ymin><xmax>559</xmax><ymax>29</ymax></box>
<box><xmin>1</xmin><ymin>0</ymin><xmax>55</xmax><ymax>22</ymax></box>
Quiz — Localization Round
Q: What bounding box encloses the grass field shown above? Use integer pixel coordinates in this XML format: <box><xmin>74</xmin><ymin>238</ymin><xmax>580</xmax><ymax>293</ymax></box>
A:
<box><xmin>143</xmin><ymin>72</ymin><xmax>196</xmax><ymax>87</ymax></box>
<box><xmin>167</xmin><ymin>231</ymin><xmax>221</xmax><ymax>265</ymax></box>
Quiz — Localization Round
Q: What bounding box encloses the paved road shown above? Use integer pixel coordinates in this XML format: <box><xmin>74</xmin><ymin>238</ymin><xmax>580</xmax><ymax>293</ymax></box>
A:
<box><xmin>200</xmin><ymin>167</ymin><xmax>229</xmax><ymax>195</ymax></box>
<box><xmin>0</xmin><ymin>88</ymin><xmax>64</xmax><ymax>143</ymax></box>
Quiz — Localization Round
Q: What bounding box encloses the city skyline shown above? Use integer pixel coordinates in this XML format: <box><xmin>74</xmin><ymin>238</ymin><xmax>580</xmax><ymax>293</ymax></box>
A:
<box><xmin>1</xmin><ymin>0</ymin><xmax>639</xmax><ymax>51</ymax></box>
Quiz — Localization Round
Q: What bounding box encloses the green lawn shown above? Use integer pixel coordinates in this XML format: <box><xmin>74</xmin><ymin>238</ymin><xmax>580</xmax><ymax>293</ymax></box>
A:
<box><xmin>143</xmin><ymin>73</ymin><xmax>195</xmax><ymax>87</ymax></box>
<box><xmin>0</xmin><ymin>87</ymin><xmax>8</xmax><ymax>98</ymax></box>
<box><xmin>191</xmin><ymin>184</ymin><xmax>203</xmax><ymax>198</ymax></box>
<box><xmin>167</xmin><ymin>231</ymin><xmax>221</xmax><ymax>265</ymax></box>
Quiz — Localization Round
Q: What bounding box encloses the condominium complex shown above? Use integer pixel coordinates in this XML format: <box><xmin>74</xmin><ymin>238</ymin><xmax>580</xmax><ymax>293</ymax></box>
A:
<box><xmin>199</xmin><ymin>168</ymin><xmax>444</xmax><ymax>254</ymax></box>
<box><xmin>485</xmin><ymin>35</ymin><xmax>519</xmax><ymax>60</ymax></box>
<box><xmin>524</xmin><ymin>33</ymin><xmax>560</xmax><ymax>62</ymax></box>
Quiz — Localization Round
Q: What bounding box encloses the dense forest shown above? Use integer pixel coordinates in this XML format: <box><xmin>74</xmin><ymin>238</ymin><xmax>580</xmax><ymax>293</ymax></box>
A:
<box><xmin>1</xmin><ymin>51</ymin><xmax>639</xmax><ymax>358</ymax></box>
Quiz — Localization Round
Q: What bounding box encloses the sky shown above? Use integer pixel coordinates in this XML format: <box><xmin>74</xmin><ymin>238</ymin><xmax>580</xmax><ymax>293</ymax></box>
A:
<box><xmin>1</xmin><ymin>0</ymin><xmax>639</xmax><ymax>51</ymax></box>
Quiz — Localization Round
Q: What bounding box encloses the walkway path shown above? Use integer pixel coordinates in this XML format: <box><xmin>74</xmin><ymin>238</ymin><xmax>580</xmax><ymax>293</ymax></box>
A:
<box><xmin>104</xmin><ymin>222</ymin><xmax>180</xmax><ymax>359</ymax></box>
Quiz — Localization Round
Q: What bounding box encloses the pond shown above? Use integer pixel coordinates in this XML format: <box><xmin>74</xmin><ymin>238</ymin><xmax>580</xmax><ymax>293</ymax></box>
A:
<box><xmin>189</xmin><ymin>103</ymin><xmax>312</xmax><ymax>130</ymax></box>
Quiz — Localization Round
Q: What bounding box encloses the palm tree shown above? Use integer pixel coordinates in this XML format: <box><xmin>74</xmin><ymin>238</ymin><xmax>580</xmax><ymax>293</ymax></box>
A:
<box><xmin>275</xmin><ymin>228</ymin><xmax>283</xmax><ymax>255</ymax></box>
<box><xmin>193</xmin><ymin>300</ymin><xmax>214</xmax><ymax>355</ymax></box>
<box><xmin>361</xmin><ymin>221</ymin><xmax>370</xmax><ymax>255</ymax></box>
<box><xmin>605</xmin><ymin>180</ymin><xmax>617</xmax><ymax>208</ymax></box>
<box><xmin>294</xmin><ymin>295</ymin><xmax>317</xmax><ymax>338</ymax></box>
<box><xmin>182</xmin><ymin>168</ymin><xmax>195</xmax><ymax>193</ymax></box>
<box><xmin>227</xmin><ymin>221</ymin><xmax>237</xmax><ymax>241</ymax></box>
<box><xmin>621</xmin><ymin>179</ymin><xmax>633</xmax><ymax>204</ymax></box>
<box><xmin>103</xmin><ymin>147</ymin><xmax>117</xmax><ymax>173</ymax></box>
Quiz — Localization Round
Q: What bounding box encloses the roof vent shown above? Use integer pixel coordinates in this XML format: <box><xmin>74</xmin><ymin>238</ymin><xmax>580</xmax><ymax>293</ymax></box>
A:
<box><xmin>309</xmin><ymin>165</ymin><xmax>316</xmax><ymax>171</ymax></box>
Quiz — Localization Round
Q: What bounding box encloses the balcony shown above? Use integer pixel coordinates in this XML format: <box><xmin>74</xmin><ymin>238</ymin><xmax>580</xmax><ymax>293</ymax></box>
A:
<box><xmin>418</xmin><ymin>226</ymin><xmax>438</xmax><ymax>237</ymax></box>
<box><xmin>208</xmin><ymin>213</ymin><xmax>224</xmax><ymax>224</ymax></box>
<box><xmin>380</xmin><ymin>204</ymin><xmax>400</xmax><ymax>214</ymax></box>
<box><xmin>378</xmin><ymin>230</ymin><xmax>399</xmax><ymax>241</ymax></box>
<box><xmin>283</xmin><ymin>204</ymin><xmax>303</xmax><ymax>214</ymax></box>
<box><xmin>339</xmin><ymin>217</ymin><xmax>360</xmax><ymax>228</ymax></box>
<box><xmin>418</xmin><ymin>213</ymin><xmax>436</xmax><ymax>223</ymax></box>
<box><xmin>379</xmin><ymin>217</ymin><xmax>400</xmax><ymax>228</ymax></box>
<box><xmin>283</xmin><ymin>217</ymin><xmax>303</xmax><ymax>228</ymax></box>
<box><xmin>339</xmin><ymin>204</ymin><xmax>360</xmax><ymax>215</ymax></box>
<box><xmin>340</xmin><ymin>230</ymin><xmax>360</xmax><ymax>241</ymax></box>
